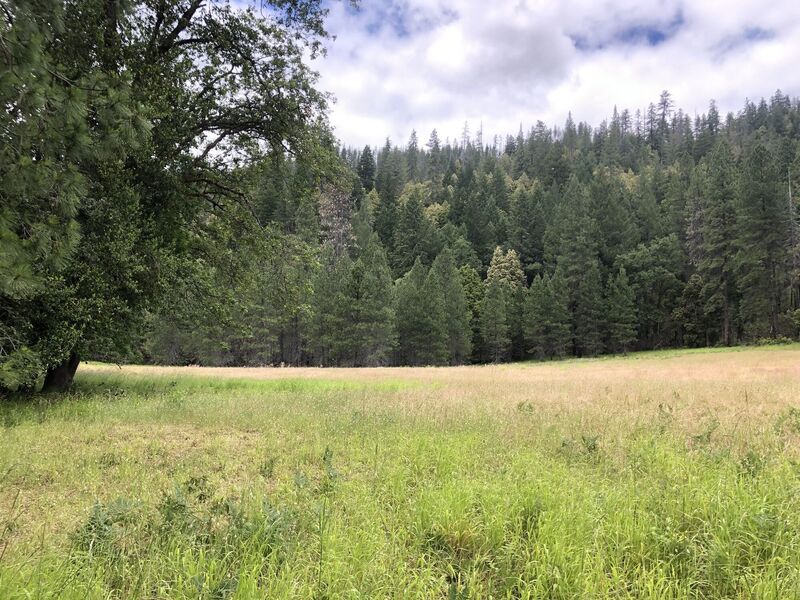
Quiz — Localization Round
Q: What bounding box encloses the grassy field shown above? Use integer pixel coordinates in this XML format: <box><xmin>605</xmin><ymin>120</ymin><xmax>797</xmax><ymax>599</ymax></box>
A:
<box><xmin>2</xmin><ymin>346</ymin><xmax>800</xmax><ymax>598</ymax></box>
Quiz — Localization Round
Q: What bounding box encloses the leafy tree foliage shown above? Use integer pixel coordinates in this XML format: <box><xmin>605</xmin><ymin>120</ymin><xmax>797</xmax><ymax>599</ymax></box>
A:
<box><xmin>1</xmin><ymin>0</ymin><xmax>333</xmax><ymax>392</ymax></box>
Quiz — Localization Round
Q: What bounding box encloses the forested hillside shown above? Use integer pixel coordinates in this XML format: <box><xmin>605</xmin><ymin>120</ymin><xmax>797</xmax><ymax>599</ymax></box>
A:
<box><xmin>2</xmin><ymin>1</ymin><xmax>800</xmax><ymax>382</ymax></box>
<box><xmin>147</xmin><ymin>91</ymin><xmax>800</xmax><ymax>366</ymax></box>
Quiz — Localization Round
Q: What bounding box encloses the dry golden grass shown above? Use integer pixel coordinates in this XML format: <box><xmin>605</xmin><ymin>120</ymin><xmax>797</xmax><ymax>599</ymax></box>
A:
<box><xmin>83</xmin><ymin>346</ymin><xmax>800</xmax><ymax>435</ymax></box>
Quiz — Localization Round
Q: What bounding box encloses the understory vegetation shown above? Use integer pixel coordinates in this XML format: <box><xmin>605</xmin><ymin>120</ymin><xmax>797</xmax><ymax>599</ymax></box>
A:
<box><xmin>2</xmin><ymin>346</ymin><xmax>800</xmax><ymax>598</ymax></box>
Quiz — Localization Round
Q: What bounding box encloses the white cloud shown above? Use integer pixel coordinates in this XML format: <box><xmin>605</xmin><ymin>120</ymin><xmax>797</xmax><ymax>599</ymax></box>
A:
<box><xmin>313</xmin><ymin>0</ymin><xmax>800</xmax><ymax>148</ymax></box>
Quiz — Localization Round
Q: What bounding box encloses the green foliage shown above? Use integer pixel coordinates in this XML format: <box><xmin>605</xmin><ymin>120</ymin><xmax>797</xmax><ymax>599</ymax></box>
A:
<box><xmin>334</xmin><ymin>236</ymin><xmax>396</xmax><ymax>366</ymax></box>
<box><xmin>480</xmin><ymin>278</ymin><xmax>509</xmax><ymax>362</ymax></box>
<box><xmin>395</xmin><ymin>259</ymin><xmax>447</xmax><ymax>365</ymax></box>
<box><xmin>357</xmin><ymin>145</ymin><xmax>376</xmax><ymax>192</ymax></box>
<box><xmin>0</xmin><ymin>0</ymin><xmax>150</xmax><ymax>391</ymax></box>
<box><xmin>431</xmin><ymin>249</ymin><xmax>472</xmax><ymax>364</ymax></box>
<box><xmin>391</xmin><ymin>183</ymin><xmax>440</xmax><ymax>275</ymax></box>
<box><xmin>6</xmin><ymin>2</ymin><xmax>800</xmax><ymax>383</ymax></box>
<box><xmin>605</xmin><ymin>267</ymin><xmax>638</xmax><ymax>353</ymax></box>
<box><xmin>524</xmin><ymin>274</ymin><xmax>571</xmax><ymax>359</ymax></box>
<box><xmin>695</xmin><ymin>141</ymin><xmax>739</xmax><ymax>345</ymax></box>
<box><xmin>1</xmin><ymin>0</ymin><xmax>336</xmax><ymax>391</ymax></box>
<box><xmin>736</xmin><ymin>143</ymin><xmax>792</xmax><ymax>338</ymax></box>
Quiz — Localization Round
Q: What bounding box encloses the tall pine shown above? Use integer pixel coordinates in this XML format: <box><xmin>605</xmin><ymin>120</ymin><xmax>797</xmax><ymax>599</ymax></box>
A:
<box><xmin>480</xmin><ymin>278</ymin><xmax>510</xmax><ymax>363</ymax></box>
<box><xmin>431</xmin><ymin>249</ymin><xmax>472</xmax><ymax>364</ymax></box>
<box><xmin>736</xmin><ymin>143</ymin><xmax>790</xmax><ymax>338</ymax></box>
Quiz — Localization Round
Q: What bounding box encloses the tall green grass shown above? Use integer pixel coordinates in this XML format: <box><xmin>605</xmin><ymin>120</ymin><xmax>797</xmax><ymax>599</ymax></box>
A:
<box><xmin>1</xmin><ymin>360</ymin><xmax>800</xmax><ymax>598</ymax></box>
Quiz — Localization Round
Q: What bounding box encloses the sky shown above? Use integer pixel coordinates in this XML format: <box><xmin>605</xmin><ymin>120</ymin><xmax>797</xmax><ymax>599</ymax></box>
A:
<box><xmin>313</xmin><ymin>0</ymin><xmax>800</xmax><ymax>148</ymax></box>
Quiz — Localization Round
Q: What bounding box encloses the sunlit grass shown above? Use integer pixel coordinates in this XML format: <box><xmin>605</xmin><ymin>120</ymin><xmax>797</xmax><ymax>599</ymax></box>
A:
<box><xmin>2</xmin><ymin>346</ymin><xmax>800</xmax><ymax>598</ymax></box>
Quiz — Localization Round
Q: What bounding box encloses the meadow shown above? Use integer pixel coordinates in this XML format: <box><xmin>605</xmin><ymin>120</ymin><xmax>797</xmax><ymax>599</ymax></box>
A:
<box><xmin>1</xmin><ymin>346</ymin><xmax>800</xmax><ymax>598</ymax></box>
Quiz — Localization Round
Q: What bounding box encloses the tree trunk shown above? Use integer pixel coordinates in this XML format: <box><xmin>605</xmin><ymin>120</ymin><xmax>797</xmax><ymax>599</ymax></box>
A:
<box><xmin>42</xmin><ymin>353</ymin><xmax>80</xmax><ymax>393</ymax></box>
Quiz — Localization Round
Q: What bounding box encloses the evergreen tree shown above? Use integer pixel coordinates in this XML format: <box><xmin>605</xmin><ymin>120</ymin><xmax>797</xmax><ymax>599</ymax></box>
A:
<box><xmin>1</xmin><ymin>0</ymin><xmax>149</xmax><ymax>391</ymax></box>
<box><xmin>673</xmin><ymin>272</ymin><xmax>709</xmax><ymax>347</ymax></box>
<box><xmin>509</xmin><ymin>180</ymin><xmax>545</xmax><ymax>279</ymax></box>
<box><xmin>605</xmin><ymin>266</ymin><xmax>638</xmax><ymax>353</ymax></box>
<box><xmin>391</xmin><ymin>184</ymin><xmax>439</xmax><ymax>275</ymax></box>
<box><xmin>394</xmin><ymin>259</ymin><xmax>447</xmax><ymax>365</ymax></box>
<box><xmin>337</xmin><ymin>235</ymin><xmax>396</xmax><ymax>366</ymax></box>
<box><xmin>351</xmin><ymin>199</ymin><xmax>374</xmax><ymax>258</ymax></box>
<box><xmin>374</xmin><ymin>141</ymin><xmax>406</xmax><ymax>249</ymax></box>
<box><xmin>619</xmin><ymin>235</ymin><xmax>685</xmax><ymax>349</ymax></box>
<box><xmin>697</xmin><ymin>140</ymin><xmax>739</xmax><ymax>344</ymax></box>
<box><xmin>546</xmin><ymin>272</ymin><xmax>573</xmax><ymax>357</ymax></box>
<box><xmin>736</xmin><ymin>143</ymin><xmax>791</xmax><ymax>338</ymax></box>
<box><xmin>431</xmin><ymin>249</ymin><xmax>472</xmax><ymax>363</ymax></box>
<box><xmin>309</xmin><ymin>248</ymin><xmax>351</xmax><ymax>366</ymax></box>
<box><xmin>524</xmin><ymin>273</ymin><xmax>571</xmax><ymax>359</ymax></box>
<box><xmin>524</xmin><ymin>276</ymin><xmax>548</xmax><ymax>359</ymax></box>
<box><xmin>407</xmin><ymin>130</ymin><xmax>419</xmax><ymax>181</ymax></box>
<box><xmin>480</xmin><ymin>278</ymin><xmax>509</xmax><ymax>362</ymax></box>
<box><xmin>357</xmin><ymin>145</ymin><xmax>377</xmax><ymax>192</ymax></box>
<box><xmin>486</xmin><ymin>246</ymin><xmax>526</xmax><ymax>358</ymax></box>
<box><xmin>548</xmin><ymin>178</ymin><xmax>605</xmax><ymax>355</ymax></box>
<box><xmin>589</xmin><ymin>167</ymin><xmax>639</xmax><ymax>267</ymax></box>
<box><xmin>573</xmin><ymin>261</ymin><xmax>605</xmax><ymax>356</ymax></box>
<box><xmin>459</xmin><ymin>265</ymin><xmax>484</xmax><ymax>362</ymax></box>
<box><xmin>421</xmin><ymin>267</ymin><xmax>450</xmax><ymax>365</ymax></box>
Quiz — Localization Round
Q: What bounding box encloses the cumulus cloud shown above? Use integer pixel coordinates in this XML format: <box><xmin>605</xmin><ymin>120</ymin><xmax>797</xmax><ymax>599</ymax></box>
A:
<box><xmin>312</xmin><ymin>0</ymin><xmax>800</xmax><ymax>147</ymax></box>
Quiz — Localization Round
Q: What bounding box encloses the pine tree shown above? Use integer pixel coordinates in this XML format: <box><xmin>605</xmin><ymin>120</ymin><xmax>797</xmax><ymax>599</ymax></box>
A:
<box><xmin>589</xmin><ymin>167</ymin><xmax>639</xmax><ymax>267</ymax></box>
<box><xmin>524</xmin><ymin>273</ymin><xmax>571</xmax><ymax>359</ymax></box>
<box><xmin>549</xmin><ymin>177</ymin><xmax>605</xmax><ymax>355</ymax></box>
<box><xmin>486</xmin><ymin>246</ymin><xmax>526</xmax><ymax>357</ymax></box>
<box><xmin>459</xmin><ymin>265</ymin><xmax>484</xmax><ymax>362</ymax></box>
<box><xmin>407</xmin><ymin>130</ymin><xmax>419</xmax><ymax>181</ymax></box>
<box><xmin>1</xmin><ymin>0</ymin><xmax>149</xmax><ymax>391</ymax></box>
<box><xmin>390</xmin><ymin>184</ymin><xmax>439</xmax><ymax>275</ymax></box>
<box><xmin>309</xmin><ymin>248</ymin><xmax>351</xmax><ymax>366</ymax></box>
<box><xmin>546</xmin><ymin>272</ymin><xmax>573</xmax><ymax>357</ymax></box>
<box><xmin>736</xmin><ymin>143</ymin><xmax>790</xmax><ymax>338</ymax></box>
<box><xmin>431</xmin><ymin>249</ymin><xmax>472</xmax><ymax>363</ymax></box>
<box><xmin>573</xmin><ymin>261</ymin><xmax>605</xmax><ymax>356</ymax></box>
<box><xmin>426</xmin><ymin>129</ymin><xmax>442</xmax><ymax>180</ymax></box>
<box><xmin>421</xmin><ymin>267</ymin><xmax>449</xmax><ymax>365</ymax></box>
<box><xmin>524</xmin><ymin>275</ymin><xmax>548</xmax><ymax>359</ymax></box>
<box><xmin>789</xmin><ymin>147</ymin><xmax>800</xmax><ymax>319</ymax></box>
<box><xmin>480</xmin><ymin>278</ymin><xmax>509</xmax><ymax>362</ymax></box>
<box><xmin>374</xmin><ymin>141</ymin><xmax>406</xmax><ymax>249</ymax></box>
<box><xmin>357</xmin><ymin>145</ymin><xmax>376</xmax><ymax>192</ymax></box>
<box><xmin>338</xmin><ymin>235</ymin><xmax>396</xmax><ymax>366</ymax></box>
<box><xmin>351</xmin><ymin>198</ymin><xmax>374</xmax><ymax>258</ymax></box>
<box><xmin>697</xmin><ymin>140</ymin><xmax>739</xmax><ymax>344</ymax></box>
<box><xmin>394</xmin><ymin>259</ymin><xmax>447</xmax><ymax>365</ymax></box>
<box><xmin>672</xmin><ymin>272</ymin><xmax>708</xmax><ymax>347</ymax></box>
<box><xmin>509</xmin><ymin>180</ymin><xmax>545</xmax><ymax>279</ymax></box>
<box><xmin>605</xmin><ymin>267</ymin><xmax>638</xmax><ymax>353</ymax></box>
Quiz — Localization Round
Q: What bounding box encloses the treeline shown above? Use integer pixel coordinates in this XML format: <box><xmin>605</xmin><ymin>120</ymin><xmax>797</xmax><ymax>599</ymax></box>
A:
<box><xmin>145</xmin><ymin>91</ymin><xmax>800</xmax><ymax>366</ymax></box>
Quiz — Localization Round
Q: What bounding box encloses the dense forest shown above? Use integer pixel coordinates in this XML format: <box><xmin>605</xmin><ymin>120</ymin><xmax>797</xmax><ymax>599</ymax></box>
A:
<box><xmin>2</xmin><ymin>1</ymin><xmax>800</xmax><ymax>392</ymax></box>
<box><xmin>145</xmin><ymin>91</ymin><xmax>800</xmax><ymax>367</ymax></box>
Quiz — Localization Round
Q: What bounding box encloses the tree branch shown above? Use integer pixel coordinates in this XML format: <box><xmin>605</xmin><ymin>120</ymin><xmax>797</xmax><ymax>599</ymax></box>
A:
<box><xmin>156</xmin><ymin>0</ymin><xmax>205</xmax><ymax>55</ymax></box>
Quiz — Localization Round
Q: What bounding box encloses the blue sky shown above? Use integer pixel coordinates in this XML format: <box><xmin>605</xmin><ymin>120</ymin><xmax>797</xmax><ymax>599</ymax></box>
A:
<box><xmin>311</xmin><ymin>0</ymin><xmax>800</xmax><ymax>148</ymax></box>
